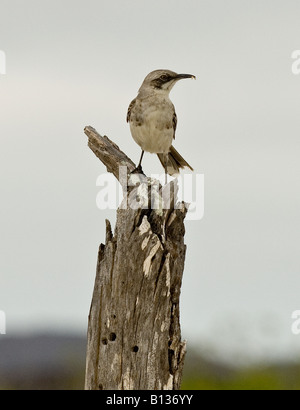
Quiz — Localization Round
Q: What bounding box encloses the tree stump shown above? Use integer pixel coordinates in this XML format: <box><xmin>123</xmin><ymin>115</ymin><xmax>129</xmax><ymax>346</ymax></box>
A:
<box><xmin>84</xmin><ymin>126</ymin><xmax>188</xmax><ymax>390</ymax></box>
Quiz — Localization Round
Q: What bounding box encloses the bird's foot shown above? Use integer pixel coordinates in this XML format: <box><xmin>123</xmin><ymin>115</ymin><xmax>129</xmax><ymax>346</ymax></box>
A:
<box><xmin>131</xmin><ymin>164</ymin><xmax>145</xmax><ymax>175</ymax></box>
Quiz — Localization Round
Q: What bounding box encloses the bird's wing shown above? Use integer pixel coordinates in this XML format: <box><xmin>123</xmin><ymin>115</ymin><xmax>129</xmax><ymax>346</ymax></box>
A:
<box><xmin>126</xmin><ymin>98</ymin><xmax>136</xmax><ymax>122</ymax></box>
<box><xmin>172</xmin><ymin>109</ymin><xmax>177</xmax><ymax>140</ymax></box>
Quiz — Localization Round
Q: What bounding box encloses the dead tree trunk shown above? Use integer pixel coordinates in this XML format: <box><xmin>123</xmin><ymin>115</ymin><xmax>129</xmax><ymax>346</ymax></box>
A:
<box><xmin>84</xmin><ymin>126</ymin><xmax>188</xmax><ymax>390</ymax></box>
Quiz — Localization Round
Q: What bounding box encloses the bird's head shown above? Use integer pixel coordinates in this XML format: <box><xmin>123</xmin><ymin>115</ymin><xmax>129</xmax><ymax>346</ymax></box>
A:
<box><xmin>139</xmin><ymin>69</ymin><xmax>196</xmax><ymax>95</ymax></box>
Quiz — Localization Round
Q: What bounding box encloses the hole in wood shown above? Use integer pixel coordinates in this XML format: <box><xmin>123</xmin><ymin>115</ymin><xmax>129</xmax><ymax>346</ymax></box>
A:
<box><xmin>132</xmin><ymin>346</ymin><xmax>139</xmax><ymax>353</ymax></box>
<box><xmin>109</xmin><ymin>332</ymin><xmax>116</xmax><ymax>341</ymax></box>
<box><xmin>101</xmin><ymin>338</ymin><xmax>108</xmax><ymax>345</ymax></box>
<box><xmin>168</xmin><ymin>349</ymin><xmax>175</xmax><ymax>375</ymax></box>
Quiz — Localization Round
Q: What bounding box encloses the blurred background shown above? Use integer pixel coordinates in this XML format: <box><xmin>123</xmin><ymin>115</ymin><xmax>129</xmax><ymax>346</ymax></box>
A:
<box><xmin>0</xmin><ymin>0</ymin><xmax>300</xmax><ymax>389</ymax></box>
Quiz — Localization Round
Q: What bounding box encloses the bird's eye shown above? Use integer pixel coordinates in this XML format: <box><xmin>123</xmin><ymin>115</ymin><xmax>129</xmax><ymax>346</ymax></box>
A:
<box><xmin>160</xmin><ymin>74</ymin><xmax>169</xmax><ymax>82</ymax></box>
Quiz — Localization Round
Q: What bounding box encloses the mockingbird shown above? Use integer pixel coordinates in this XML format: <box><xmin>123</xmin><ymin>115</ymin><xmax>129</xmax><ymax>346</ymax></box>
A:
<box><xmin>127</xmin><ymin>69</ymin><xmax>195</xmax><ymax>183</ymax></box>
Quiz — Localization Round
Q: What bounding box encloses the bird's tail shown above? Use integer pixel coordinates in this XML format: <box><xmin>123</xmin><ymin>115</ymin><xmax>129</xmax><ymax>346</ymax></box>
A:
<box><xmin>157</xmin><ymin>146</ymin><xmax>193</xmax><ymax>176</ymax></box>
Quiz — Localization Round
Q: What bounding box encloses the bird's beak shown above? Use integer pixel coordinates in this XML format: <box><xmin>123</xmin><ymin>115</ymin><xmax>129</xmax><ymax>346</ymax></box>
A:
<box><xmin>176</xmin><ymin>73</ymin><xmax>196</xmax><ymax>80</ymax></box>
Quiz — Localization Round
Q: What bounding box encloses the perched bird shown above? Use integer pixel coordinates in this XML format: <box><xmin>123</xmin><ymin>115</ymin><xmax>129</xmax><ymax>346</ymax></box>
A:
<box><xmin>127</xmin><ymin>69</ymin><xmax>195</xmax><ymax>182</ymax></box>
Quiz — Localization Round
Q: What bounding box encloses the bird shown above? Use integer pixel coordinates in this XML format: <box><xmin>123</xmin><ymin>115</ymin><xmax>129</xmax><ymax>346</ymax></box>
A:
<box><xmin>127</xmin><ymin>69</ymin><xmax>195</xmax><ymax>183</ymax></box>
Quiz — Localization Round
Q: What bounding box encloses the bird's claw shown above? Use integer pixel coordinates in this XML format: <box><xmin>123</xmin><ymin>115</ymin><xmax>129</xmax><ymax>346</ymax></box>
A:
<box><xmin>131</xmin><ymin>164</ymin><xmax>145</xmax><ymax>175</ymax></box>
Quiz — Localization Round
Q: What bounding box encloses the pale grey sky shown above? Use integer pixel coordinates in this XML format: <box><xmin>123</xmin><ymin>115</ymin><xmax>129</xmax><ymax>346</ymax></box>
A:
<box><xmin>1</xmin><ymin>0</ymin><xmax>300</xmax><ymax>364</ymax></box>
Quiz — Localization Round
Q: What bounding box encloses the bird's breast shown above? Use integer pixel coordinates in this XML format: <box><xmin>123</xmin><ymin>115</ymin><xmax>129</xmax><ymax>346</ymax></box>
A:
<box><xmin>129</xmin><ymin>97</ymin><xmax>174</xmax><ymax>154</ymax></box>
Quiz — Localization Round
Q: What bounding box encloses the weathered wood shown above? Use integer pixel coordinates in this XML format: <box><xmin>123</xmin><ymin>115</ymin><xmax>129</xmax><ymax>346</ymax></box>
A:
<box><xmin>84</xmin><ymin>126</ymin><xmax>188</xmax><ymax>390</ymax></box>
<box><xmin>84</xmin><ymin>126</ymin><xmax>135</xmax><ymax>189</ymax></box>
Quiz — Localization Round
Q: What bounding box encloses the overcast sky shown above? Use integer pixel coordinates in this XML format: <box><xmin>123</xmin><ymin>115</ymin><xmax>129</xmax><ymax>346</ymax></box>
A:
<box><xmin>1</xmin><ymin>0</ymin><xmax>300</xmax><ymax>365</ymax></box>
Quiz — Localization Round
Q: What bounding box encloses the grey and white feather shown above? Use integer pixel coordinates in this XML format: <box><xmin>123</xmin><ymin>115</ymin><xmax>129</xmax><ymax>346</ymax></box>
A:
<box><xmin>127</xmin><ymin>69</ymin><xmax>195</xmax><ymax>178</ymax></box>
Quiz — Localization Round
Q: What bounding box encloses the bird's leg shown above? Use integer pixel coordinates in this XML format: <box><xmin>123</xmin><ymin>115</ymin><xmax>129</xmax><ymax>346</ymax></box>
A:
<box><xmin>131</xmin><ymin>150</ymin><xmax>145</xmax><ymax>175</ymax></box>
<box><xmin>164</xmin><ymin>156</ymin><xmax>168</xmax><ymax>185</ymax></box>
<box><xmin>137</xmin><ymin>150</ymin><xmax>144</xmax><ymax>172</ymax></box>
